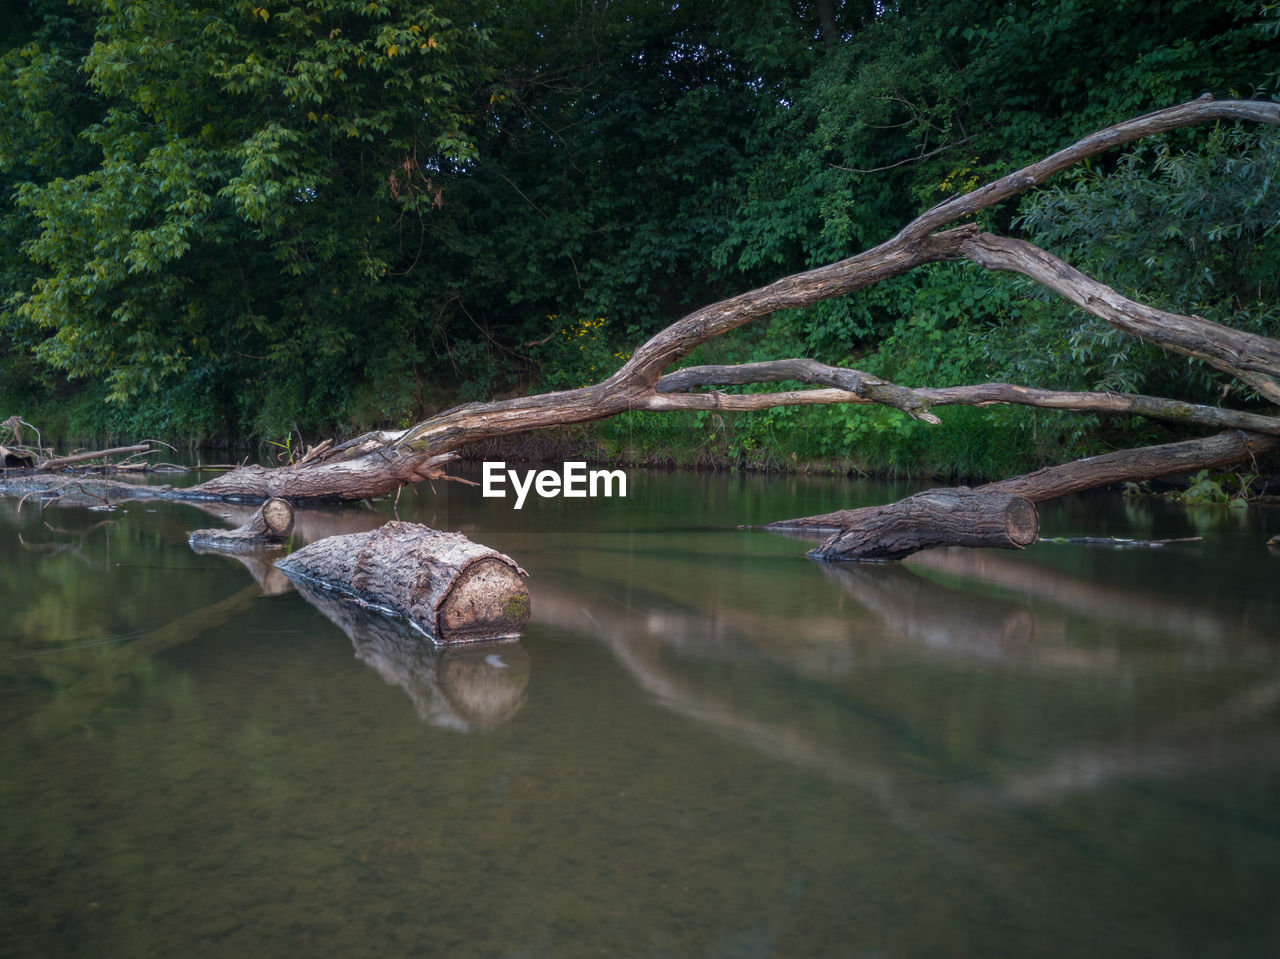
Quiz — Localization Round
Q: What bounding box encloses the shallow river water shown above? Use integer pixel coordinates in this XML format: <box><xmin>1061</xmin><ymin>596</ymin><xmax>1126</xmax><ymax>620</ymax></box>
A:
<box><xmin>2</xmin><ymin>468</ymin><xmax>1278</xmax><ymax>958</ymax></box>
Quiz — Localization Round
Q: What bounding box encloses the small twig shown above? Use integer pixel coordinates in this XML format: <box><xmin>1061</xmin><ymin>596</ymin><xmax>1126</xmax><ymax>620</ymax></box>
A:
<box><xmin>37</xmin><ymin>444</ymin><xmax>151</xmax><ymax>472</ymax></box>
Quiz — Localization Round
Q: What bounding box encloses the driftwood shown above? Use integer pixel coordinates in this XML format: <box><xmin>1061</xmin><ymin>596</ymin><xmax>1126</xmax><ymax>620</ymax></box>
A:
<box><xmin>808</xmin><ymin>488</ymin><xmax>1039</xmax><ymax>562</ymax></box>
<box><xmin>188</xmin><ymin>498</ymin><xmax>294</xmax><ymax>551</ymax></box>
<box><xmin>275</xmin><ymin>522</ymin><xmax>530</xmax><ymax>643</ymax></box>
<box><xmin>770</xmin><ymin>431</ymin><xmax>1280</xmax><ymax>560</ymax></box>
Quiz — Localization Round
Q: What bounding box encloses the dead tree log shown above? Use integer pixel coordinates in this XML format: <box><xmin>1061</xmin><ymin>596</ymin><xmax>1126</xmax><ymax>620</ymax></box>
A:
<box><xmin>770</xmin><ymin>431</ymin><xmax>1280</xmax><ymax>539</ymax></box>
<box><xmin>275</xmin><ymin>522</ymin><xmax>530</xmax><ymax>643</ymax></box>
<box><xmin>188</xmin><ymin>497</ymin><xmax>294</xmax><ymax>551</ymax></box>
<box><xmin>807</xmin><ymin>489</ymin><xmax>1039</xmax><ymax>562</ymax></box>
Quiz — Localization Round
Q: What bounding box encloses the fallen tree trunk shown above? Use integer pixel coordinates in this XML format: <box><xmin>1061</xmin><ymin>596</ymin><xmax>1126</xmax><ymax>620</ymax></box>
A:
<box><xmin>275</xmin><ymin>522</ymin><xmax>530</xmax><ymax>643</ymax></box>
<box><xmin>769</xmin><ymin>430</ymin><xmax>1280</xmax><ymax>537</ymax></box>
<box><xmin>808</xmin><ymin>488</ymin><xmax>1039</xmax><ymax>562</ymax></box>
<box><xmin>188</xmin><ymin>497</ymin><xmax>294</xmax><ymax>551</ymax></box>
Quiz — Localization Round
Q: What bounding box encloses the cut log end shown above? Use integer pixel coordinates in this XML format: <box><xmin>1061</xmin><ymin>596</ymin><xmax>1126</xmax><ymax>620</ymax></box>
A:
<box><xmin>810</xmin><ymin>488</ymin><xmax>1041</xmax><ymax>562</ymax></box>
<box><xmin>432</xmin><ymin>556</ymin><xmax>532</xmax><ymax>643</ymax></box>
<box><xmin>188</xmin><ymin>497</ymin><xmax>295</xmax><ymax>552</ymax></box>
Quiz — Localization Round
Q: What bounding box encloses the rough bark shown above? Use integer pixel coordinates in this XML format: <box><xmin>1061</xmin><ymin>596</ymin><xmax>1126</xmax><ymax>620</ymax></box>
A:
<box><xmin>807</xmin><ymin>488</ymin><xmax>1039</xmax><ymax>562</ymax></box>
<box><xmin>983</xmin><ymin>430</ymin><xmax>1279</xmax><ymax>502</ymax></box>
<box><xmin>275</xmin><ymin>521</ymin><xmax>530</xmax><ymax>643</ymax></box>
<box><xmin>654</xmin><ymin>364</ymin><xmax>1280</xmax><ymax>436</ymax></box>
<box><xmin>770</xmin><ymin>430</ymin><xmax>1280</xmax><ymax>538</ymax></box>
<box><xmin>188</xmin><ymin>497</ymin><xmax>294</xmax><ymax>551</ymax></box>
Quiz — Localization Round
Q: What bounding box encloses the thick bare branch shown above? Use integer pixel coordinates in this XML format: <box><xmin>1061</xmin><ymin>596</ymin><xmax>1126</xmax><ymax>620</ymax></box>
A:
<box><xmin>653</xmin><ymin>361</ymin><xmax>1280</xmax><ymax>436</ymax></box>
<box><xmin>386</xmin><ymin>99</ymin><xmax>1280</xmax><ymax>462</ymax></box>
<box><xmin>657</xmin><ymin>359</ymin><xmax>940</xmax><ymax>422</ymax></box>
<box><xmin>770</xmin><ymin>431</ymin><xmax>1280</xmax><ymax>531</ymax></box>
<box><xmin>895</xmin><ymin>97</ymin><xmax>1280</xmax><ymax>243</ymax></box>
<box><xmin>959</xmin><ymin>233</ymin><xmax>1280</xmax><ymax>401</ymax></box>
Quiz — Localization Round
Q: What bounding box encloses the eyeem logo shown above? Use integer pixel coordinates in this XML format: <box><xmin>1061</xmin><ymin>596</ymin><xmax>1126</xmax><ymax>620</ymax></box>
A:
<box><xmin>482</xmin><ymin>461</ymin><xmax>628</xmax><ymax>510</ymax></box>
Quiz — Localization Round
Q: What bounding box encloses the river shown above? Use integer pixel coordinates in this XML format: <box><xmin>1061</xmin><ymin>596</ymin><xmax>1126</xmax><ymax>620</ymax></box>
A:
<box><xmin>2</xmin><ymin>468</ymin><xmax>1278</xmax><ymax>957</ymax></box>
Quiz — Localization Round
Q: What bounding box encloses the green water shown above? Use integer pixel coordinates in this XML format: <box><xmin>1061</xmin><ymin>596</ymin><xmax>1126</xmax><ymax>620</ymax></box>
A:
<box><xmin>2</xmin><ymin>470</ymin><xmax>1279</xmax><ymax>958</ymax></box>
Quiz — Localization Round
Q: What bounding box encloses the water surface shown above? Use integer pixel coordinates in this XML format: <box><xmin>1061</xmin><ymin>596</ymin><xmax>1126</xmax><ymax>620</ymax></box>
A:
<box><xmin>2</xmin><ymin>470</ymin><xmax>1278</xmax><ymax>957</ymax></box>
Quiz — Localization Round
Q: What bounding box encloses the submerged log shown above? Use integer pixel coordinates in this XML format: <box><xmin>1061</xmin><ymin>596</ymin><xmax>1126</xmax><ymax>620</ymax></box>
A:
<box><xmin>275</xmin><ymin>521</ymin><xmax>530</xmax><ymax>643</ymax></box>
<box><xmin>188</xmin><ymin>497</ymin><xmax>294</xmax><ymax>551</ymax></box>
<box><xmin>808</xmin><ymin>488</ymin><xmax>1039</xmax><ymax>562</ymax></box>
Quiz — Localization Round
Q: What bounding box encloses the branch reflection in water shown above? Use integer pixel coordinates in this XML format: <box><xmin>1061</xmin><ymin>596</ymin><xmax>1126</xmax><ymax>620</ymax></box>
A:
<box><xmin>533</xmin><ymin>542</ymin><xmax>1280</xmax><ymax>811</ymax></box>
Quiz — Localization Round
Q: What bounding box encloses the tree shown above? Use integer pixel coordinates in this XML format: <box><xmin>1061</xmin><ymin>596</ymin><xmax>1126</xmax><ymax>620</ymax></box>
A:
<box><xmin>3</xmin><ymin>0</ymin><xmax>494</xmax><ymax>435</ymax></box>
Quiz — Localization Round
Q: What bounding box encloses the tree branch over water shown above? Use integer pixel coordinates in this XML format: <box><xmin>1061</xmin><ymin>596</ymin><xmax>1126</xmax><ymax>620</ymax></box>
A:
<box><xmin>5</xmin><ymin>97</ymin><xmax>1279</xmax><ymax>529</ymax></box>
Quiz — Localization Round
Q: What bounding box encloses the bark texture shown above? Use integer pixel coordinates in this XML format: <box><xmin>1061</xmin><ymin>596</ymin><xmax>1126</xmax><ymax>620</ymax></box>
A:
<box><xmin>807</xmin><ymin>489</ymin><xmax>1039</xmax><ymax>562</ymax></box>
<box><xmin>770</xmin><ymin>431</ymin><xmax>1280</xmax><ymax>541</ymax></box>
<box><xmin>188</xmin><ymin>497</ymin><xmax>294</xmax><ymax>551</ymax></box>
<box><xmin>275</xmin><ymin>521</ymin><xmax>531</xmax><ymax>642</ymax></box>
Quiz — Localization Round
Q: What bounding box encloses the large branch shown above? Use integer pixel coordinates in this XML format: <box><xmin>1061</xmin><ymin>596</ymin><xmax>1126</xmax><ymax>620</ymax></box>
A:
<box><xmin>893</xmin><ymin>97</ymin><xmax>1280</xmax><ymax>243</ymax></box>
<box><xmin>959</xmin><ymin>233</ymin><xmax>1280</xmax><ymax>401</ymax></box>
<box><xmin>652</xmin><ymin>361</ymin><xmax>1280</xmax><ymax>435</ymax></box>
<box><xmin>656</xmin><ymin>358</ymin><xmax>940</xmax><ymax>421</ymax></box>
<box><xmin>769</xmin><ymin>431</ymin><xmax>1280</xmax><ymax>532</ymax></box>
<box><xmin>382</xmin><ymin>97</ymin><xmax>1278</xmax><ymax>461</ymax></box>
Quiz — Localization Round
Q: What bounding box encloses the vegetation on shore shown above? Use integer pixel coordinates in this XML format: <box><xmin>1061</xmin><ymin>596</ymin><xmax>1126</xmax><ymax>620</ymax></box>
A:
<box><xmin>2</xmin><ymin>1</ymin><xmax>1278</xmax><ymax>480</ymax></box>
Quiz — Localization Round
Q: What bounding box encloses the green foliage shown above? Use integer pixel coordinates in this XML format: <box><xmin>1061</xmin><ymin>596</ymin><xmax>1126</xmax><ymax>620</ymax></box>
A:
<box><xmin>1006</xmin><ymin>125</ymin><xmax>1280</xmax><ymax>401</ymax></box>
<box><xmin>3</xmin><ymin>0</ymin><xmax>494</xmax><ymax>434</ymax></box>
<box><xmin>2</xmin><ymin>0</ymin><xmax>1278</xmax><ymax>478</ymax></box>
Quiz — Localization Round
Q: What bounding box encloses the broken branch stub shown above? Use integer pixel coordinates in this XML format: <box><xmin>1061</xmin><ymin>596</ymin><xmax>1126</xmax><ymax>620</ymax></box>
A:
<box><xmin>275</xmin><ymin>521</ymin><xmax>531</xmax><ymax>643</ymax></box>
<box><xmin>809</xmin><ymin>488</ymin><xmax>1040</xmax><ymax>562</ymax></box>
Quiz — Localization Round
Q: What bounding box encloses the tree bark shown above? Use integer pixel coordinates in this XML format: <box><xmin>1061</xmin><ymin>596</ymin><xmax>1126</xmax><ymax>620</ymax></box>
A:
<box><xmin>806</xmin><ymin>488</ymin><xmax>1039</xmax><ymax>562</ymax></box>
<box><xmin>983</xmin><ymin>430</ymin><xmax>1279</xmax><ymax>502</ymax></box>
<box><xmin>770</xmin><ymin>431</ymin><xmax>1280</xmax><ymax>539</ymax></box>
<box><xmin>188</xmin><ymin>497</ymin><xmax>294</xmax><ymax>551</ymax></box>
<box><xmin>275</xmin><ymin>522</ymin><xmax>530</xmax><ymax>643</ymax></box>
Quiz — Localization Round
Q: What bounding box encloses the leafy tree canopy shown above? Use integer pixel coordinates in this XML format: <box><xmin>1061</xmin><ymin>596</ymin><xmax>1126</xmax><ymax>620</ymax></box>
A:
<box><xmin>2</xmin><ymin>0</ymin><xmax>1277</xmax><ymax>471</ymax></box>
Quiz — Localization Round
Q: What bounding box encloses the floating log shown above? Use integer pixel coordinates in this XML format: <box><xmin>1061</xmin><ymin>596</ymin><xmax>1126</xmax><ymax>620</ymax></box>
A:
<box><xmin>275</xmin><ymin>521</ymin><xmax>530</xmax><ymax>643</ymax></box>
<box><xmin>188</xmin><ymin>497</ymin><xmax>294</xmax><ymax>551</ymax></box>
<box><xmin>808</xmin><ymin>488</ymin><xmax>1039</xmax><ymax>562</ymax></box>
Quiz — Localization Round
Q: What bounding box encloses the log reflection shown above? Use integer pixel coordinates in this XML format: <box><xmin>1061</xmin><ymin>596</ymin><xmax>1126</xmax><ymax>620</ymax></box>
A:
<box><xmin>293</xmin><ymin>579</ymin><xmax>530</xmax><ymax>731</ymax></box>
<box><xmin>190</xmin><ymin>543</ymin><xmax>293</xmax><ymax>595</ymax></box>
